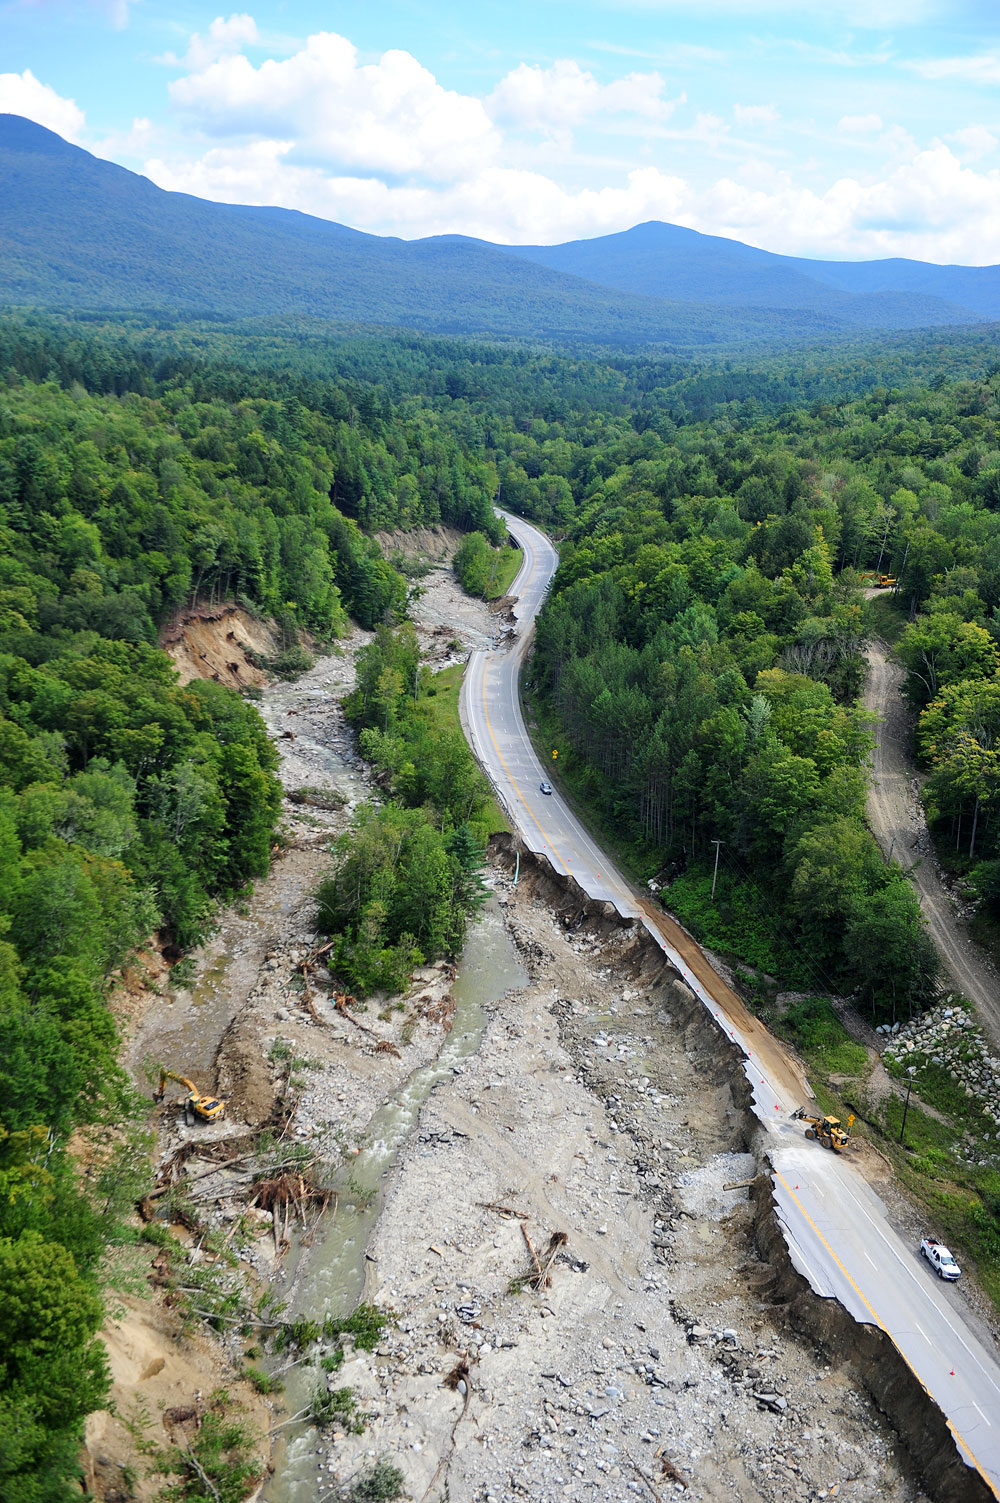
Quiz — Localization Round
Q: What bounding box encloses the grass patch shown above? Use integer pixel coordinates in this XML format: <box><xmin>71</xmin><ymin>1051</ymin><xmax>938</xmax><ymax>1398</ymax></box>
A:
<box><xmin>244</xmin><ymin>1364</ymin><xmax>283</xmax><ymax>1395</ymax></box>
<box><xmin>324</xmin><ymin>1302</ymin><xmax>392</xmax><ymax>1352</ymax></box>
<box><xmin>425</xmin><ymin>664</ymin><xmax>508</xmax><ymax>836</ymax></box>
<box><xmin>866</xmin><ymin>591</ymin><xmax>909</xmax><ymax>645</ymax></box>
<box><xmin>886</xmin><ymin>1054</ymin><xmax>998</xmax><ymax>1142</ymax></box>
<box><xmin>346</xmin><ymin>1460</ymin><xmax>406</xmax><ymax>1502</ymax></box>
<box><xmin>312</xmin><ymin>1385</ymin><xmax>366</xmax><ymax>1434</ymax></box>
<box><xmin>488</xmin><ymin>545</ymin><xmax>522</xmax><ymax>599</ymax></box>
<box><xmin>863</xmin><ymin>1088</ymin><xmax>1000</xmax><ymax>1307</ymax></box>
<box><xmin>776</xmin><ymin>998</ymin><xmax>870</xmax><ymax>1080</ymax></box>
<box><xmin>136</xmin><ymin>1388</ymin><xmax>263</xmax><ymax>1502</ymax></box>
<box><xmin>662</xmin><ymin>868</ymin><xmax>823</xmax><ymax>986</ymax></box>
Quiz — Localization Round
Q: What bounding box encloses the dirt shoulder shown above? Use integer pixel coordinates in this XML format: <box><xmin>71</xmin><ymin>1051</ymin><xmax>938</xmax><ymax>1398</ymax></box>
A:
<box><xmin>863</xmin><ymin>639</ymin><xmax>1000</xmax><ymax>1049</ymax></box>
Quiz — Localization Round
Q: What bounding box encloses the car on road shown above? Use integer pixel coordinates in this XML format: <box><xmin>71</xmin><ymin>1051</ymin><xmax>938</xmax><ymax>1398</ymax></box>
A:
<box><xmin>920</xmin><ymin>1238</ymin><xmax>961</xmax><ymax>1280</ymax></box>
<box><xmin>539</xmin><ymin>781</ymin><xmax>553</xmax><ymax>795</ymax></box>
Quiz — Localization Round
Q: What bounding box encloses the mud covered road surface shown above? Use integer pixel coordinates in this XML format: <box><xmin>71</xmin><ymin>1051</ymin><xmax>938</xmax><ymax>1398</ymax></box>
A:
<box><xmin>863</xmin><ymin>639</ymin><xmax>1000</xmax><ymax>1049</ymax></box>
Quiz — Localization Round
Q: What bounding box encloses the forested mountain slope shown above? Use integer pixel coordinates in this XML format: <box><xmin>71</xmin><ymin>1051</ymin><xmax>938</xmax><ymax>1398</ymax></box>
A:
<box><xmin>486</xmin><ymin>219</ymin><xmax>989</xmax><ymax>327</ymax></box>
<box><xmin>0</xmin><ymin>115</ymin><xmax>832</xmax><ymax>349</ymax></box>
<box><xmin>0</xmin><ymin>319</ymin><xmax>506</xmax><ymax>1497</ymax></box>
<box><xmin>512</xmin><ymin>363</ymin><xmax>1000</xmax><ymax>1020</ymax></box>
<box><xmin>3</xmin><ymin>114</ymin><xmax>996</xmax><ymax>347</ymax></box>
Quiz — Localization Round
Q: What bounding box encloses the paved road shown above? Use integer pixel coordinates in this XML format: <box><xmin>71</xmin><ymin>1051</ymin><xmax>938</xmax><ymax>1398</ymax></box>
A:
<box><xmin>461</xmin><ymin>512</ymin><xmax>1000</xmax><ymax>1498</ymax></box>
<box><xmin>864</xmin><ymin>637</ymin><xmax>1000</xmax><ymax>1051</ymax></box>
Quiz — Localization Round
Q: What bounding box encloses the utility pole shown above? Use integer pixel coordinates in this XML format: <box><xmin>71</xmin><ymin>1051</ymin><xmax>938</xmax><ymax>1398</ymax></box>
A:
<box><xmin>711</xmin><ymin>839</ymin><xmax>723</xmax><ymax>901</ymax></box>
<box><xmin>899</xmin><ymin>1070</ymin><xmax>915</xmax><ymax>1144</ymax></box>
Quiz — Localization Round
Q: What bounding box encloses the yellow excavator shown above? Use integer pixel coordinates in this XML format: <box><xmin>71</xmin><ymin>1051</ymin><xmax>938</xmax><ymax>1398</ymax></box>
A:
<box><xmin>154</xmin><ymin>1070</ymin><xmax>226</xmax><ymax>1126</ymax></box>
<box><xmin>791</xmin><ymin>1106</ymin><xmax>854</xmax><ymax>1152</ymax></box>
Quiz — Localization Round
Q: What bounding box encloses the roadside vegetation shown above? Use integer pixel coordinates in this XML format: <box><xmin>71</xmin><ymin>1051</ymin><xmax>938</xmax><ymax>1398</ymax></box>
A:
<box><xmin>453</xmin><ymin>529</ymin><xmax>521</xmax><ymax>599</ymax></box>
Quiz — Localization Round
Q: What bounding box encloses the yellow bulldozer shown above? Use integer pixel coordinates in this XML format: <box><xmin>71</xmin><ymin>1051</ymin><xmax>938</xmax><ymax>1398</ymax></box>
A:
<box><xmin>154</xmin><ymin>1069</ymin><xmax>226</xmax><ymax>1126</ymax></box>
<box><xmin>791</xmin><ymin>1106</ymin><xmax>854</xmax><ymax>1152</ymax></box>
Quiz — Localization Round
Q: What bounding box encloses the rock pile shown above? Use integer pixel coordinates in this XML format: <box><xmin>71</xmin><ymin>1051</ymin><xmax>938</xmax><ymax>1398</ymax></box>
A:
<box><xmin>880</xmin><ymin>999</ymin><xmax>1000</xmax><ymax>1134</ymax></box>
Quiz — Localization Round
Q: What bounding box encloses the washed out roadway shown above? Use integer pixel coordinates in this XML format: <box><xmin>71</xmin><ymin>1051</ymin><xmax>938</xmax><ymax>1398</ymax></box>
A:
<box><xmin>460</xmin><ymin>510</ymin><xmax>1000</xmax><ymax>1498</ymax></box>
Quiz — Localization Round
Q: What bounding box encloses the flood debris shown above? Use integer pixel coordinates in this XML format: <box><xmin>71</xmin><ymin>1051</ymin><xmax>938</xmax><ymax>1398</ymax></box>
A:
<box><xmin>477</xmin><ymin>1199</ymin><xmax>530</xmax><ymax>1220</ymax></box>
<box><xmin>519</xmin><ymin>1225</ymin><xmax>568</xmax><ymax>1290</ymax></box>
<box><xmin>249</xmin><ymin>1168</ymin><xmax>332</xmax><ymax>1258</ymax></box>
<box><xmin>120</xmin><ymin>574</ymin><xmax>989</xmax><ymax>1503</ymax></box>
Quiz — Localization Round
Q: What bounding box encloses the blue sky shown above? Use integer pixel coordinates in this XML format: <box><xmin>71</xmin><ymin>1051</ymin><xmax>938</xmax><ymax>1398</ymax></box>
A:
<box><xmin>4</xmin><ymin>0</ymin><xmax>1000</xmax><ymax>260</ymax></box>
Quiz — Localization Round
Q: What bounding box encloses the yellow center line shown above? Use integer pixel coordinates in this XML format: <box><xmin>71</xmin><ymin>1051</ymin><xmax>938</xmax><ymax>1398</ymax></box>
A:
<box><xmin>480</xmin><ymin>652</ymin><xmax>571</xmax><ymax>876</ymax></box>
<box><xmin>501</xmin><ymin>517</ymin><xmax>998</xmax><ymax>1496</ymax></box>
<box><xmin>774</xmin><ymin>1169</ymin><xmax>997</xmax><ymax>1495</ymax></box>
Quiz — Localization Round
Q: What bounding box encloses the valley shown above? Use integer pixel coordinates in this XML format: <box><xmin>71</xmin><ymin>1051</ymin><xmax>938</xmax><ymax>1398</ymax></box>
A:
<box><xmin>89</xmin><ymin>537</ymin><xmax>999</xmax><ymax>1503</ymax></box>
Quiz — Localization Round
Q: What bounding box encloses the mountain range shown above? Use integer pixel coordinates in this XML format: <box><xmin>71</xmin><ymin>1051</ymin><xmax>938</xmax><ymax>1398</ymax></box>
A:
<box><xmin>4</xmin><ymin>113</ymin><xmax>1000</xmax><ymax>349</ymax></box>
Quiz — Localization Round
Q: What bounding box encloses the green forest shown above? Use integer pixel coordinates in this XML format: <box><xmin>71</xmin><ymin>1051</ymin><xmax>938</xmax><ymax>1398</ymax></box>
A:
<box><xmin>6</xmin><ymin>306</ymin><xmax>1000</xmax><ymax>1495</ymax></box>
<box><xmin>522</xmin><ymin>363</ymin><xmax>1000</xmax><ymax>1018</ymax></box>
<box><xmin>0</xmin><ymin>319</ymin><xmax>501</xmax><ymax>1499</ymax></box>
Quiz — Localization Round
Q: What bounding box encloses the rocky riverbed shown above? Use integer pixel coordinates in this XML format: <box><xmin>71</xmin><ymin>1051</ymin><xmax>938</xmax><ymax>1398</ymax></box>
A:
<box><xmin>291</xmin><ymin>865</ymin><xmax>925</xmax><ymax>1503</ymax></box>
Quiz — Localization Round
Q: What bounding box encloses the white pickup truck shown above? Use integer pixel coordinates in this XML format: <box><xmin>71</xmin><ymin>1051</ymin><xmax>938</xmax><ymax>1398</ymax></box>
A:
<box><xmin>920</xmin><ymin>1239</ymin><xmax>962</xmax><ymax>1280</ymax></box>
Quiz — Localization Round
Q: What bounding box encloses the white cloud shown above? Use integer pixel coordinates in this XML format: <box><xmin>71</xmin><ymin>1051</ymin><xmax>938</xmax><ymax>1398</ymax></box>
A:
<box><xmin>699</xmin><ymin>143</ymin><xmax>1000</xmax><ymax>263</ymax></box>
<box><xmin>690</xmin><ymin>112</ymin><xmax>729</xmax><ymax>146</ymax></box>
<box><xmin>142</xmin><ymin>132</ymin><xmax>1000</xmax><ymax>265</ymax></box>
<box><xmin>169</xmin><ymin>31</ymin><xmax>499</xmax><ymax>182</ymax></box>
<box><xmin>838</xmin><ymin>113</ymin><xmax>883</xmax><ymax>134</ymax></box>
<box><xmin>487</xmin><ymin>59</ymin><xmax>678</xmax><ymax>131</ymax></box>
<box><xmin>144</xmin><ymin>146</ymin><xmax>692</xmax><ymax>242</ymax></box>
<box><xmin>0</xmin><ymin>69</ymin><xmax>86</xmax><ymax>141</ymax></box>
<box><xmin>733</xmin><ymin>104</ymin><xmax>778</xmax><ymax>128</ymax></box>
<box><xmin>161</xmin><ymin>14</ymin><xmax>261</xmax><ymax>71</ymax></box>
<box><xmin>947</xmin><ymin>125</ymin><xmax>997</xmax><ymax>161</ymax></box>
<box><xmin>910</xmin><ymin>53</ymin><xmax>1000</xmax><ymax>84</ymax></box>
<box><xmin>91</xmin><ymin>116</ymin><xmax>156</xmax><ymax>161</ymax></box>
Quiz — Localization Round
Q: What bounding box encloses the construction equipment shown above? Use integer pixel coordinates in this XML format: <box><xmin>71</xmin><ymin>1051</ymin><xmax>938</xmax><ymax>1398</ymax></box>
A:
<box><xmin>791</xmin><ymin>1106</ymin><xmax>854</xmax><ymax>1151</ymax></box>
<box><xmin>154</xmin><ymin>1069</ymin><xmax>226</xmax><ymax>1126</ymax></box>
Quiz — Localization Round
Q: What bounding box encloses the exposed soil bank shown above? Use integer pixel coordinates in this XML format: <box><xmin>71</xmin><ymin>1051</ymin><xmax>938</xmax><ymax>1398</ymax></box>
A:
<box><xmin>162</xmin><ymin>602</ymin><xmax>282</xmax><ymax>690</ymax></box>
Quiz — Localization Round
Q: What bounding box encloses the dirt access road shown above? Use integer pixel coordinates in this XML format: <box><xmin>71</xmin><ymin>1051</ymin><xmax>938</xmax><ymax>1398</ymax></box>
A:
<box><xmin>864</xmin><ymin>638</ymin><xmax>1000</xmax><ymax>1047</ymax></box>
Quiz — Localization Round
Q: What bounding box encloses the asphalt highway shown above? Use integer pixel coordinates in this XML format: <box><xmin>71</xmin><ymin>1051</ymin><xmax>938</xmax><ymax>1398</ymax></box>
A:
<box><xmin>460</xmin><ymin>509</ymin><xmax>1000</xmax><ymax>1498</ymax></box>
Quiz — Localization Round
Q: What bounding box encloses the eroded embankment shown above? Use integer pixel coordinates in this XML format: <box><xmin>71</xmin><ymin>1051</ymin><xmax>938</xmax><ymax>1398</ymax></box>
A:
<box><xmin>490</xmin><ymin>833</ymin><xmax>994</xmax><ymax>1503</ymax></box>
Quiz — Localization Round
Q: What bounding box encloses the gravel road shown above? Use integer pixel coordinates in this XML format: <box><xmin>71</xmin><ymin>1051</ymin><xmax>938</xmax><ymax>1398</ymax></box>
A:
<box><xmin>864</xmin><ymin>638</ymin><xmax>1000</xmax><ymax>1047</ymax></box>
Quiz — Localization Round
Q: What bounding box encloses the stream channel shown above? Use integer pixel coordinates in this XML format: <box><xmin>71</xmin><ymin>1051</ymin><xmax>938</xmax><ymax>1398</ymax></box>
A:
<box><xmin>263</xmin><ymin>898</ymin><xmax>528</xmax><ymax>1502</ymax></box>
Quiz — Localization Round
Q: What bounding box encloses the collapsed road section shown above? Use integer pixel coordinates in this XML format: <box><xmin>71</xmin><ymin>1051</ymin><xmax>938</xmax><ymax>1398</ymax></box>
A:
<box><xmin>462</xmin><ymin>511</ymin><xmax>1000</xmax><ymax>1502</ymax></box>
